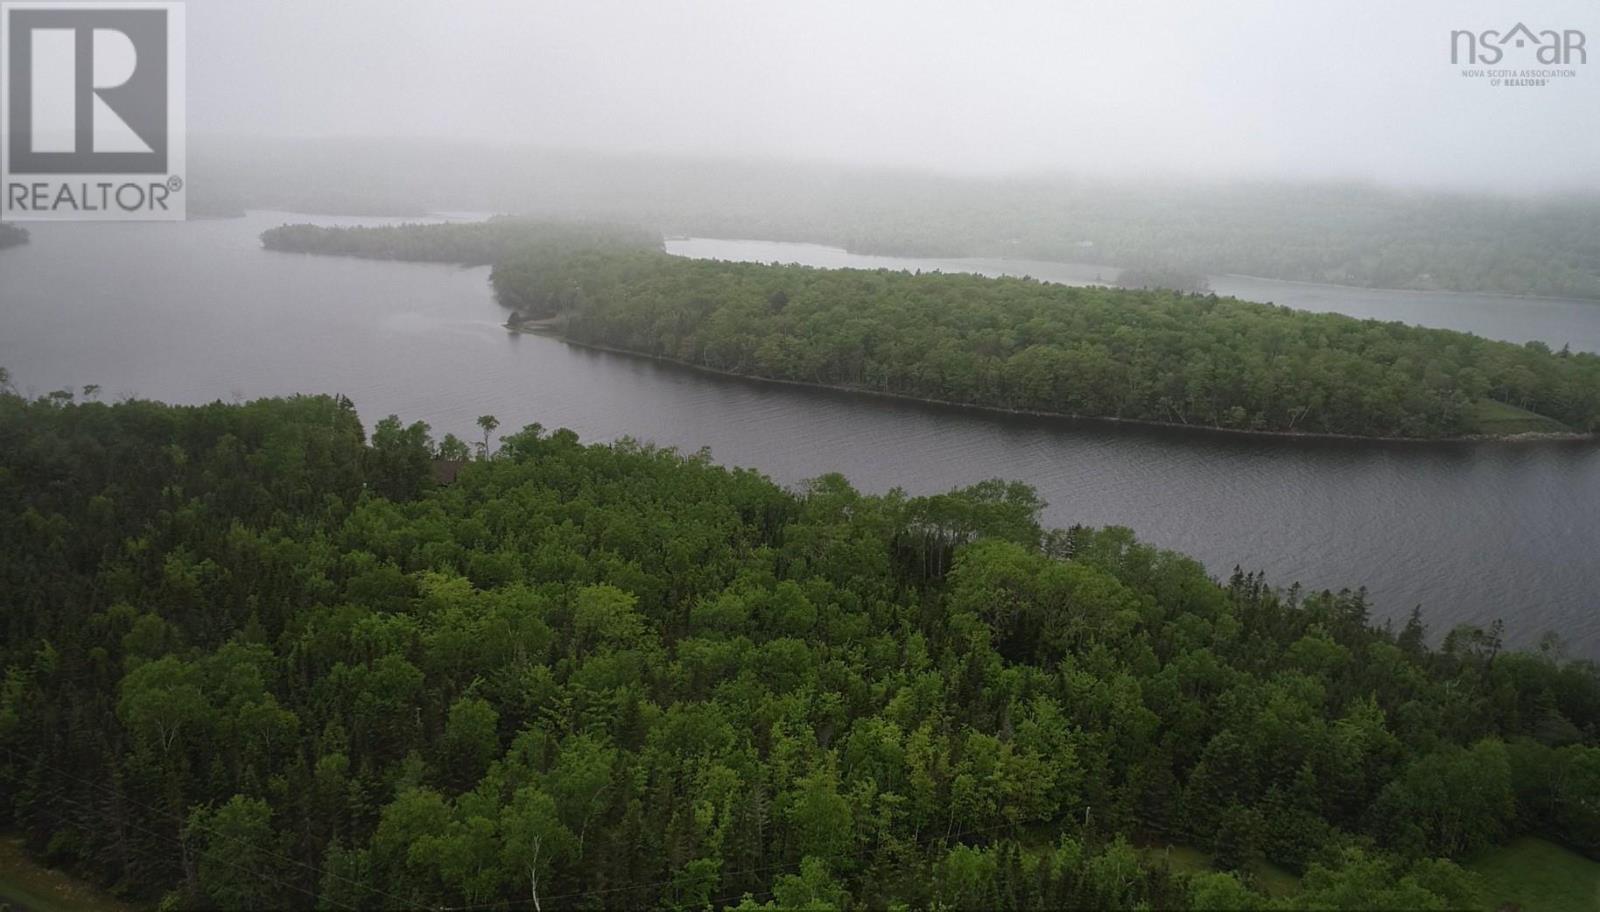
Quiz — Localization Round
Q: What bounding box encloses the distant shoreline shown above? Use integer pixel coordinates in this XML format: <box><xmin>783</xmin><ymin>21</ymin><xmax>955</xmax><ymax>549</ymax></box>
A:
<box><xmin>1210</xmin><ymin>269</ymin><xmax>1600</xmax><ymax>307</ymax></box>
<box><xmin>674</xmin><ymin>236</ymin><xmax>1600</xmax><ymax>307</ymax></box>
<box><xmin>505</xmin><ymin>319</ymin><xmax>1595</xmax><ymax>445</ymax></box>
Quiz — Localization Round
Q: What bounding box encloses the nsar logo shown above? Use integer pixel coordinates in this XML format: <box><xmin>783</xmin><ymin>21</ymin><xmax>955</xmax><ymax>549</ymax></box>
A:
<box><xmin>1450</xmin><ymin>23</ymin><xmax>1586</xmax><ymax>89</ymax></box>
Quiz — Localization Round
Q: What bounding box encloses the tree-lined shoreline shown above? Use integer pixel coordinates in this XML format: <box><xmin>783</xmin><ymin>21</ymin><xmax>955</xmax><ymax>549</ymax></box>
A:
<box><xmin>260</xmin><ymin>217</ymin><xmax>658</xmax><ymax>265</ymax></box>
<box><xmin>512</xmin><ymin>321</ymin><xmax>1595</xmax><ymax>445</ymax></box>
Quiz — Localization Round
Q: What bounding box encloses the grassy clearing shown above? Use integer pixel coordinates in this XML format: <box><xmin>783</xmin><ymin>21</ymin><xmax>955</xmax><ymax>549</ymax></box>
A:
<box><xmin>1139</xmin><ymin>841</ymin><xmax>1301</xmax><ymax>899</ymax></box>
<box><xmin>1469</xmin><ymin>836</ymin><xmax>1600</xmax><ymax>912</ymax></box>
<box><xmin>0</xmin><ymin>836</ymin><xmax>134</xmax><ymax>912</ymax></box>
<box><xmin>1469</xmin><ymin>398</ymin><xmax>1572</xmax><ymax>435</ymax></box>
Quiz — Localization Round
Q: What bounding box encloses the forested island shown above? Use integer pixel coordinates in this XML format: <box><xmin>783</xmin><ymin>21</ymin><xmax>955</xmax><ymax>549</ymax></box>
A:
<box><xmin>1</xmin><ymin>384</ymin><xmax>1598</xmax><ymax>910</ymax></box>
<box><xmin>261</xmin><ymin>217</ymin><xmax>658</xmax><ymax>265</ymax></box>
<box><xmin>0</xmin><ymin>222</ymin><xmax>29</xmax><ymax>250</ymax></box>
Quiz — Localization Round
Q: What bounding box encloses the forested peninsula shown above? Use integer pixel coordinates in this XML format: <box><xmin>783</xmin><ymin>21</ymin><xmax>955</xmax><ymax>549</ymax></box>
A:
<box><xmin>2</xmin><ymin>385</ymin><xmax>1597</xmax><ymax>910</ymax></box>
<box><xmin>0</xmin><ymin>223</ymin><xmax>29</xmax><ymax>251</ymax></box>
<box><xmin>502</xmin><ymin>250</ymin><xmax>1600</xmax><ymax>439</ymax></box>
<box><xmin>259</xmin><ymin>220</ymin><xmax>1600</xmax><ymax>440</ymax></box>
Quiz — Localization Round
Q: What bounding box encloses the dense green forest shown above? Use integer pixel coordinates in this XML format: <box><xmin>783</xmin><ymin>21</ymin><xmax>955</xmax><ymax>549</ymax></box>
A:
<box><xmin>0</xmin><ymin>223</ymin><xmax>29</xmax><ymax>250</ymax></box>
<box><xmin>212</xmin><ymin>139</ymin><xmax>1600</xmax><ymax>298</ymax></box>
<box><xmin>260</xmin><ymin>218</ymin><xmax>658</xmax><ymax>266</ymax></box>
<box><xmin>1</xmin><ymin>384</ymin><xmax>1597</xmax><ymax>910</ymax></box>
<box><xmin>492</xmin><ymin>248</ymin><xmax>1600</xmax><ymax>439</ymax></box>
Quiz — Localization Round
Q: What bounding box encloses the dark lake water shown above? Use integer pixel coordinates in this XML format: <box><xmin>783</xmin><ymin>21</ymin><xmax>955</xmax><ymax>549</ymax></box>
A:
<box><xmin>2</xmin><ymin>214</ymin><xmax>1598</xmax><ymax>655</ymax></box>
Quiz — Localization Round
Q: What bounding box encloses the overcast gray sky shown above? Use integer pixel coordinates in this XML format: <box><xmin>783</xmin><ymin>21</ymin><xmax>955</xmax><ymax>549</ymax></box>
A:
<box><xmin>186</xmin><ymin>0</ymin><xmax>1600</xmax><ymax>191</ymax></box>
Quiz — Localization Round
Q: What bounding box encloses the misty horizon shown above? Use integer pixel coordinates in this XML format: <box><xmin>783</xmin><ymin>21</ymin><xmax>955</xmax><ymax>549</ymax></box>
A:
<box><xmin>190</xmin><ymin>133</ymin><xmax>1600</xmax><ymax>202</ymax></box>
<box><xmin>180</xmin><ymin>0</ymin><xmax>1600</xmax><ymax>193</ymax></box>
